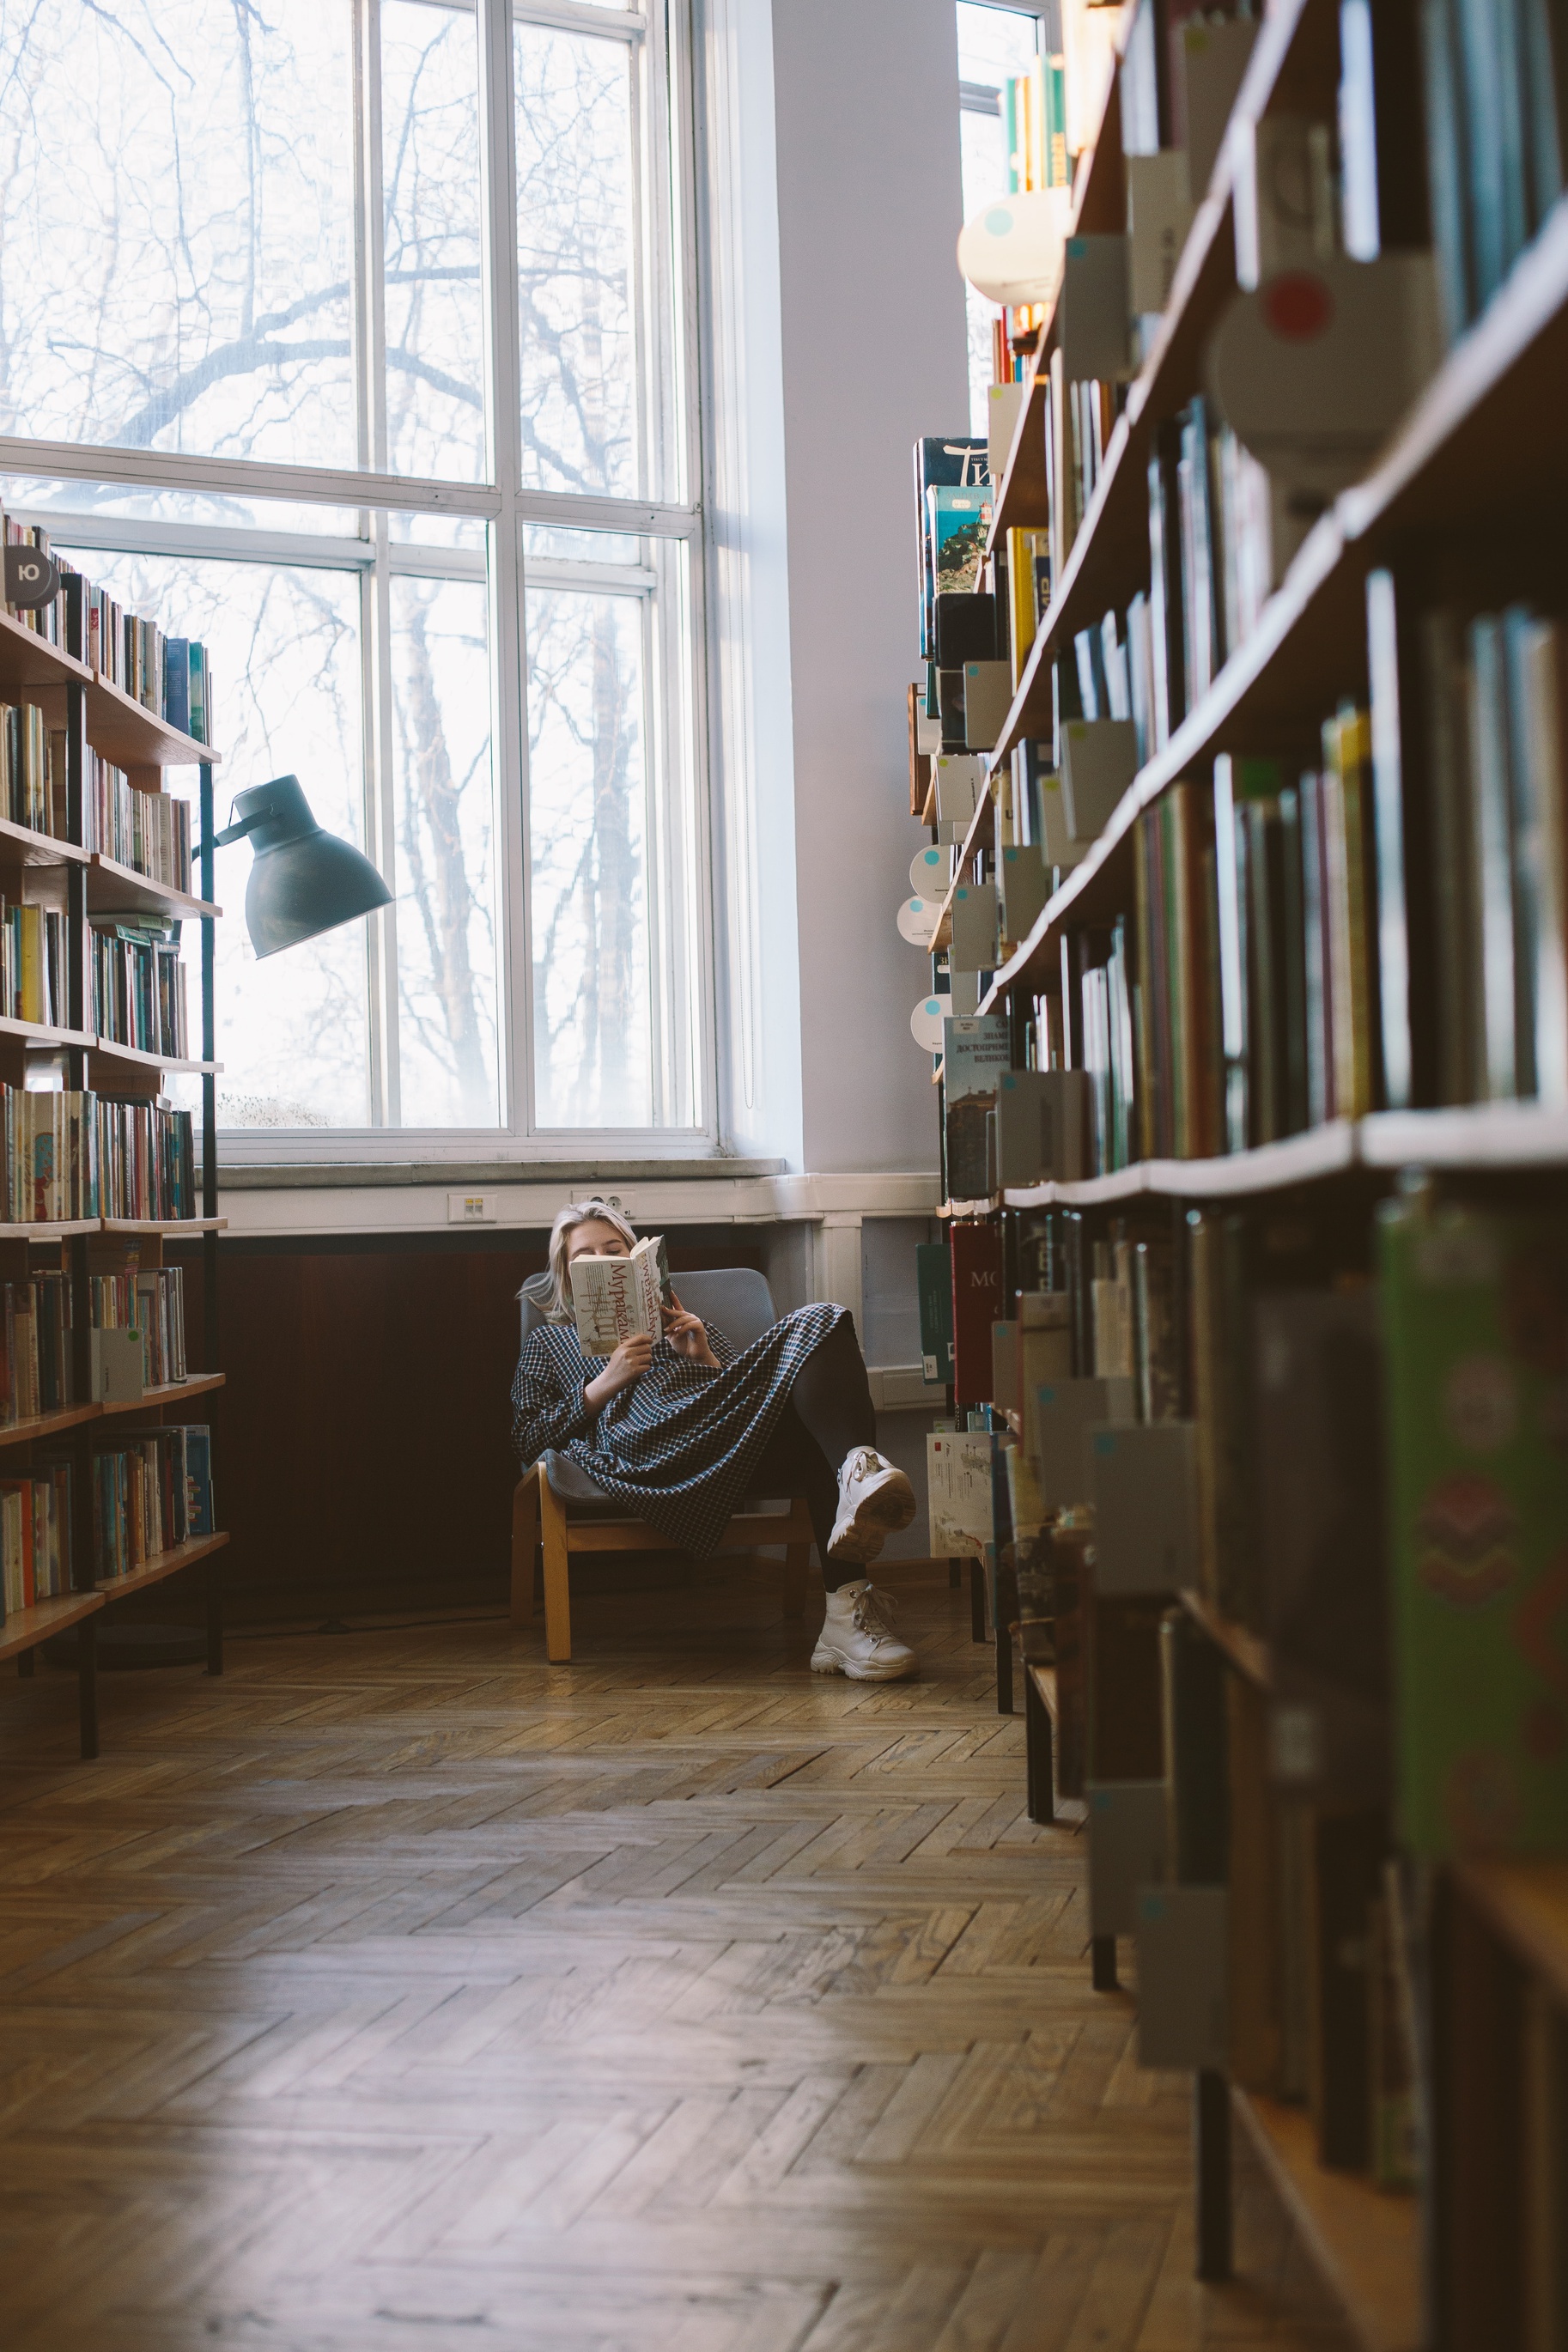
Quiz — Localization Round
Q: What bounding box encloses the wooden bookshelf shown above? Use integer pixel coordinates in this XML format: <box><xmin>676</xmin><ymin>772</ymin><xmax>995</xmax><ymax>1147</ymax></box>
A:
<box><xmin>982</xmin><ymin>200</ymin><xmax>1568</xmax><ymax>1000</ymax></box>
<box><xmin>915</xmin><ymin>0</ymin><xmax>1568</xmax><ymax>2334</ymax></box>
<box><xmin>0</xmin><ymin>1401</ymin><xmax>102</xmax><ymax>1445</ymax></box>
<box><xmin>1233</xmin><ymin>2091</ymin><xmax>1421</xmax><ymax>2352</ymax></box>
<box><xmin>992</xmin><ymin>1106</ymin><xmax>1568</xmax><ymax>1208</ymax></box>
<box><xmin>1178</xmin><ymin>1589</ymin><xmax>1271</xmax><ymax>1691</ymax></box>
<box><xmin>91</xmin><ymin>1039</ymin><xmax>222</xmax><ymax>1076</ymax></box>
<box><xmin>84</xmin><ymin>1371</ymin><xmax>227</xmax><ymax>1421</ymax></box>
<box><xmin>100</xmin><ymin>1215</ymin><xmax>227</xmax><ymax>1237</ymax></box>
<box><xmin>0</xmin><ymin>1585</ymin><xmax>103</xmax><ymax>1668</ymax></box>
<box><xmin>85</xmin><ymin>854</ymin><xmax>221</xmax><ymax>922</ymax></box>
<box><xmin>0</xmin><ymin>815</ymin><xmax>86</xmax><ymax>869</ymax></box>
<box><xmin>1453</xmin><ymin>1860</ymin><xmax>1568</xmax><ymax>2014</ymax></box>
<box><xmin>94</xmin><ymin>1529</ymin><xmax>228</xmax><ymax>1601</ymax></box>
<box><xmin>0</xmin><ymin>561</ymin><xmax>228</xmax><ymax>1756</ymax></box>
<box><xmin>0</xmin><ymin>605</ymin><xmax>221</xmax><ymax>769</ymax></box>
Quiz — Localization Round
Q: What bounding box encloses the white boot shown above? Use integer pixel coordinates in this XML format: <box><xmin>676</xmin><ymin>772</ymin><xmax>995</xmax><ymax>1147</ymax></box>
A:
<box><xmin>826</xmin><ymin>1446</ymin><xmax>916</xmax><ymax>1566</ymax></box>
<box><xmin>811</xmin><ymin>1579</ymin><xmax>918</xmax><ymax>1681</ymax></box>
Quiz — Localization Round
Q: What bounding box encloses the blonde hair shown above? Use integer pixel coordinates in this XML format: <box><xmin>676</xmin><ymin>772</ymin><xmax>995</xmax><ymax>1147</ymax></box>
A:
<box><xmin>522</xmin><ymin>1196</ymin><xmax>638</xmax><ymax>1323</ymax></box>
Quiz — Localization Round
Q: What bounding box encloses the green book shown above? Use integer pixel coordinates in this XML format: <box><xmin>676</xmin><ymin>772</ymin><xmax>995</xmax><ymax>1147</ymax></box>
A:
<box><xmin>916</xmin><ymin>1242</ymin><xmax>954</xmax><ymax>1389</ymax></box>
<box><xmin>1380</xmin><ymin>1201</ymin><xmax>1568</xmax><ymax>1857</ymax></box>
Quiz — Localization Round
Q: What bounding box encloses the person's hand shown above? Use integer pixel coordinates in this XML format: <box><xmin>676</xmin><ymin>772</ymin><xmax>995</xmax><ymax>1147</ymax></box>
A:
<box><xmin>662</xmin><ymin>1290</ymin><xmax>720</xmax><ymax>1368</ymax></box>
<box><xmin>584</xmin><ymin>1330</ymin><xmax>654</xmax><ymax>1411</ymax></box>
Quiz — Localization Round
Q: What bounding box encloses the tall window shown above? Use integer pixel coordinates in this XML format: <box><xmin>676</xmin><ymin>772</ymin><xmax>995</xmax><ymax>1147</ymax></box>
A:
<box><xmin>957</xmin><ymin>2</ymin><xmax>1046</xmax><ymax>434</ymax></box>
<box><xmin>0</xmin><ymin>0</ymin><xmax>706</xmax><ymax>1149</ymax></box>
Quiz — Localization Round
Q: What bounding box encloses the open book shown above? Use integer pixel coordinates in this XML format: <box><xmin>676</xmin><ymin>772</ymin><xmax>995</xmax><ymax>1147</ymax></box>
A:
<box><xmin>569</xmin><ymin>1232</ymin><xmax>673</xmax><ymax>1355</ymax></box>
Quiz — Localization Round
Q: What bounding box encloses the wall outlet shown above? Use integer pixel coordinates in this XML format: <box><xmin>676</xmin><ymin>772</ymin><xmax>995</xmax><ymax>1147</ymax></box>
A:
<box><xmin>448</xmin><ymin>1192</ymin><xmax>495</xmax><ymax>1225</ymax></box>
<box><xmin>571</xmin><ymin>1189</ymin><xmax>633</xmax><ymax>1217</ymax></box>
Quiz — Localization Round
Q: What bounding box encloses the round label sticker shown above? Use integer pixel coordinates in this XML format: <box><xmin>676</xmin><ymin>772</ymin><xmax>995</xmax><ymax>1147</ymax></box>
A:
<box><xmin>910</xmin><ymin>995</ymin><xmax>946</xmax><ymax>1052</ymax></box>
<box><xmin>896</xmin><ymin>896</ymin><xmax>939</xmax><ymax>946</ymax></box>
<box><xmin>909</xmin><ymin>844</ymin><xmax>948</xmax><ymax>894</ymax></box>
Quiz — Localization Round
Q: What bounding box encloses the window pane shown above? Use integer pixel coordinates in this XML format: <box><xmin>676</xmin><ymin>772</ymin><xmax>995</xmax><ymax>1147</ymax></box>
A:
<box><xmin>0</xmin><ymin>3</ymin><xmax>356</xmax><ymax>467</ymax></box>
<box><xmin>381</xmin><ymin>3</ymin><xmax>486</xmax><ymax>483</ymax></box>
<box><xmin>390</xmin><ymin>575</ymin><xmax>501</xmax><ymax>1127</ymax></box>
<box><xmin>961</xmin><ymin>106</ymin><xmax>1009</xmax><ymax>434</ymax></box>
<box><xmin>527</xmin><ymin>587</ymin><xmax>651</xmax><ymax>1127</ymax></box>
<box><xmin>0</xmin><ymin>480</ymin><xmax>365</xmax><ymax>542</ymax></box>
<box><xmin>957</xmin><ymin>2</ymin><xmax>1038</xmax><ymax>87</ymax></box>
<box><xmin>54</xmin><ymin>545</ymin><xmax>373</xmax><ymax>1130</ymax></box>
<box><xmin>514</xmin><ymin>25</ymin><xmax>638</xmax><ymax>498</ymax></box>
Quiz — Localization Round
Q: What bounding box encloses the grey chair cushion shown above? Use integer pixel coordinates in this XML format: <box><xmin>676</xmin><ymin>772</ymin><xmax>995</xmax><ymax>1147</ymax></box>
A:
<box><xmin>520</xmin><ymin>1264</ymin><xmax>785</xmax><ymax>1521</ymax></box>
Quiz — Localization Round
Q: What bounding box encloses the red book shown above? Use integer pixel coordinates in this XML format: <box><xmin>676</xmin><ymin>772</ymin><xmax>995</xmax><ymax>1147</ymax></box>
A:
<box><xmin>950</xmin><ymin>1220</ymin><xmax>1003</xmax><ymax>1407</ymax></box>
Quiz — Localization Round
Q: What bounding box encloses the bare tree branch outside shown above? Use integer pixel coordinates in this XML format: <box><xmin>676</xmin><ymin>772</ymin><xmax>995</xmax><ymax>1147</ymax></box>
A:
<box><xmin>0</xmin><ymin>0</ymin><xmax>702</xmax><ymax>1137</ymax></box>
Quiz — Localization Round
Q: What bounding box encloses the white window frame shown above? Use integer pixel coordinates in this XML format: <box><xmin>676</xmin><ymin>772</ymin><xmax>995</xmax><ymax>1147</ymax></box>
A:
<box><xmin>0</xmin><ymin>0</ymin><xmax>717</xmax><ymax>1166</ymax></box>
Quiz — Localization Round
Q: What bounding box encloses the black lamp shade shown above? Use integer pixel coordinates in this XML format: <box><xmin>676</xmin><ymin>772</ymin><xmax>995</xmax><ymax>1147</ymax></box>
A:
<box><xmin>227</xmin><ymin>776</ymin><xmax>392</xmax><ymax>959</ymax></box>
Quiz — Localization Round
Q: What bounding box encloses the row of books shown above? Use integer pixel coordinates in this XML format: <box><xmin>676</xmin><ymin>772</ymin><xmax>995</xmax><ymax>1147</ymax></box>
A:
<box><xmin>944</xmin><ymin>572</ymin><xmax>1568</xmax><ymax>1195</ymax></box>
<box><xmin>94</xmin><ymin>1425</ymin><xmax>213</xmax><ymax>1583</ymax></box>
<box><xmin>87</xmin><ymin>756</ymin><xmax>194</xmax><ymax>886</ymax></box>
<box><xmin>0</xmin><ymin>901</ymin><xmax>67</xmax><ymax>1031</ymax></box>
<box><xmin>933</xmin><ymin>1190</ymin><xmax>1568</xmax><ymax>1866</ymax></box>
<box><xmin>99</xmin><ymin>1098</ymin><xmax>198</xmax><ymax>1223</ymax></box>
<box><xmin>0</xmin><ymin>1419</ymin><xmax>215</xmax><ymax>1613</ymax></box>
<box><xmin>1422</xmin><ymin>0</ymin><xmax>1568</xmax><ymax>344</ymax></box>
<box><xmin>921</xmin><ymin>1184</ymin><xmax>1565</xmax><ymax>2182</ymax></box>
<box><xmin>0</xmin><ymin>1462</ymin><xmax>72</xmax><ymax>1609</ymax></box>
<box><xmin>0</xmin><ymin>702</ymin><xmax>66</xmax><ymax>839</ymax></box>
<box><xmin>90</xmin><ymin>1257</ymin><xmax>189</xmax><ymax>1391</ymax></box>
<box><xmin>0</xmin><ymin>899</ymin><xmax>193</xmax><ymax>1061</ymax></box>
<box><xmin>91</xmin><ymin>921</ymin><xmax>190</xmax><ymax>1061</ymax></box>
<box><xmin>0</xmin><ymin>1273</ymin><xmax>74</xmax><ymax>1420</ymax></box>
<box><xmin>0</xmin><ymin>1252</ymin><xmax>191</xmax><ymax>1428</ymax></box>
<box><xmin>1</xmin><ymin>515</ymin><xmax>212</xmax><ymax>742</ymax></box>
<box><xmin>0</xmin><ymin>711</ymin><xmax>194</xmax><ymax>893</ymax></box>
<box><xmin>0</xmin><ymin>1084</ymin><xmax>197</xmax><ymax>1224</ymax></box>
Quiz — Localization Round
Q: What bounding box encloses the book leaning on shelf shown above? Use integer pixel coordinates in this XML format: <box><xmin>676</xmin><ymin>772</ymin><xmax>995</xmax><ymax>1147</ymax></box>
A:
<box><xmin>568</xmin><ymin>1232</ymin><xmax>673</xmax><ymax>1354</ymax></box>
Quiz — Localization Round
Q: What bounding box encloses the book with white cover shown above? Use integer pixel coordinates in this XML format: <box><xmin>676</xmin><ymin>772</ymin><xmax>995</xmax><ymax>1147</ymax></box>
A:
<box><xmin>569</xmin><ymin>1232</ymin><xmax>672</xmax><ymax>1354</ymax></box>
<box><xmin>927</xmin><ymin>1430</ymin><xmax>994</xmax><ymax>1559</ymax></box>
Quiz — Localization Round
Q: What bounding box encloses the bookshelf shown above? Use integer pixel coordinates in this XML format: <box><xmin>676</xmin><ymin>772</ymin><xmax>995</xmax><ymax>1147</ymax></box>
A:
<box><xmin>913</xmin><ymin>0</ymin><xmax>1568</xmax><ymax>2341</ymax></box>
<box><xmin>0</xmin><ymin>556</ymin><xmax>228</xmax><ymax>1757</ymax></box>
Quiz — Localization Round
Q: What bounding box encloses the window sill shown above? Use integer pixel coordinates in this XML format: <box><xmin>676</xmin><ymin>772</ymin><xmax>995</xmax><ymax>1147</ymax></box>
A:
<box><xmin>214</xmin><ymin>1155</ymin><xmax>789</xmax><ymax>1193</ymax></box>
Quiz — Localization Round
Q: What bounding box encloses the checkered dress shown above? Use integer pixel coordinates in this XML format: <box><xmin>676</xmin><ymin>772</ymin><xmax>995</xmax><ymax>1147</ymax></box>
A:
<box><xmin>511</xmin><ymin>1299</ymin><xmax>848</xmax><ymax>1559</ymax></box>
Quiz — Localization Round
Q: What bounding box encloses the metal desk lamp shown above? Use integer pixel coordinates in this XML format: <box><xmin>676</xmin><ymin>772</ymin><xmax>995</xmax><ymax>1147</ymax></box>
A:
<box><xmin>197</xmin><ymin>775</ymin><xmax>392</xmax><ymax>954</ymax></box>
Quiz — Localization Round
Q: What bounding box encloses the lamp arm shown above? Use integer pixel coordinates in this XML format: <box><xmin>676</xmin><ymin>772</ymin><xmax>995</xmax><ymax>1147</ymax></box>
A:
<box><xmin>191</xmin><ymin>811</ymin><xmax>261</xmax><ymax>861</ymax></box>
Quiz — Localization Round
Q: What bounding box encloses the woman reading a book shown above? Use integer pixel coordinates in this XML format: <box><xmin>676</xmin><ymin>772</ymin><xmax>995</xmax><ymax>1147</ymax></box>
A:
<box><xmin>512</xmin><ymin>1199</ymin><xmax>919</xmax><ymax>1680</ymax></box>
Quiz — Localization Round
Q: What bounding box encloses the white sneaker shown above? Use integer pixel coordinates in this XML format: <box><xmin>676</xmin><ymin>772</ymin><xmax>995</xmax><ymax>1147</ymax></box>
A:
<box><xmin>811</xmin><ymin>1580</ymin><xmax>918</xmax><ymax>1681</ymax></box>
<box><xmin>826</xmin><ymin>1446</ymin><xmax>916</xmax><ymax>1566</ymax></box>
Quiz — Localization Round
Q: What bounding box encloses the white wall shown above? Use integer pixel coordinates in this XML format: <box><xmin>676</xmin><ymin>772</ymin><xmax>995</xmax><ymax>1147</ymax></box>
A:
<box><xmin>772</xmin><ymin>0</ymin><xmax>971</xmax><ymax>1175</ymax></box>
<box><xmin>701</xmin><ymin>0</ymin><xmax>971</xmax><ymax>1177</ymax></box>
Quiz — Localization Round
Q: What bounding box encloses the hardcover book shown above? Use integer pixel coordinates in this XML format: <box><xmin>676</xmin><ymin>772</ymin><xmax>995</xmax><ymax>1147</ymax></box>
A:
<box><xmin>568</xmin><ymin>1233</ymin><xmax>673</xmax><ymax>1356</ymax></box>
<box><xmin>1379</xmin><ymin>1203</ymin><xmax>1568</xmax><ymax>1857</ymax></box>
<box><xmin>950</xmin><ymin>1219</ymin><xmax>1004</xmax><ymax>1406</ymax></box>
<box><xmin>927</xmin><ymin>1428</ymin><xmax>995</xmax><ymax>1558</ymax></box>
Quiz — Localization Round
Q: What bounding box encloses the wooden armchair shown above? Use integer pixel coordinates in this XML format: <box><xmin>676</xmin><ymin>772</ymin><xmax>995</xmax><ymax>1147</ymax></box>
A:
<box><xmin>510</xmin><ymin>1267</ymin><xmax>817</xmax><ymax>1662</ymax></box>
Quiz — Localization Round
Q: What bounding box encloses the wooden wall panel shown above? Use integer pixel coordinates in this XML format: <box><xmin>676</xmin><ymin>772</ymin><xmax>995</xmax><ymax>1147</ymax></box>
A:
<box><xmin>164</xmin><ymin>1229</ymin><xmax>765</xmax><ymax>1624</ymax></box>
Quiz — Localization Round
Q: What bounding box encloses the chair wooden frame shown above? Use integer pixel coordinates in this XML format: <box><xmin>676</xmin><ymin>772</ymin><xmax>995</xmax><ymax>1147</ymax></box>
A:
<box><xmin>509</xmin><ymin>1463</ymin><xmax>816</xmax><ymax>1662</ymax></box>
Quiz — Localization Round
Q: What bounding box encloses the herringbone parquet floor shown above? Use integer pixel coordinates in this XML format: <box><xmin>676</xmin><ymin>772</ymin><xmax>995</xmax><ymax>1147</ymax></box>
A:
<box><xmin>0</xmin><ymin>1564</ymin><xmax>1351</xmax><ymax>2352</ymax></box>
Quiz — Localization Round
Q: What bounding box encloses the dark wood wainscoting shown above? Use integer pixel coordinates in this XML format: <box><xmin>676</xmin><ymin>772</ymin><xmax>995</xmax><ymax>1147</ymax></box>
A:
<box><xmin>161</xmin><ymin>1227</ymin><xmax>767</xmax><ymax>1626</ymax></box>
